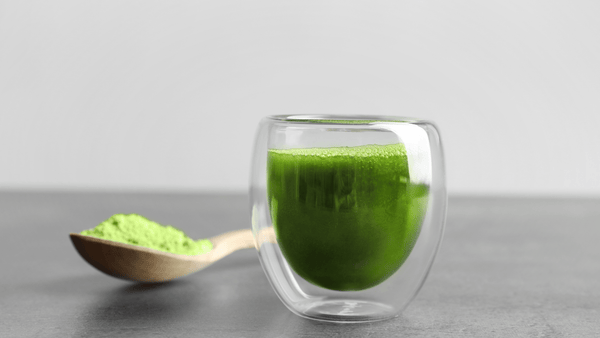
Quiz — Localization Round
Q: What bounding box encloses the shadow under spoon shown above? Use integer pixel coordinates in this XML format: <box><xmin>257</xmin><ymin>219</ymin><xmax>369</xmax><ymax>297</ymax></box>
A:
<box><xmin>70</xmin><ymin>227</ymin><xmax>275</xmax><ymax>283</ymax></box>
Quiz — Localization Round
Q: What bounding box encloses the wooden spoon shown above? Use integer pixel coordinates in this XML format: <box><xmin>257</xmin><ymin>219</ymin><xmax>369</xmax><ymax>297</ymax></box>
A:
<box><xmin>70</xmin><ymin>227</ymin><xmax>275</xmax><ymax>283</ymax></box>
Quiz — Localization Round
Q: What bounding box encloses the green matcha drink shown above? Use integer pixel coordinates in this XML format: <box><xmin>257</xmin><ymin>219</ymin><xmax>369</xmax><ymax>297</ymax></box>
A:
<box><xmin>267</xmin><ymin>143</ymin><xmax>428</xmax><ymax>291</ymax></box>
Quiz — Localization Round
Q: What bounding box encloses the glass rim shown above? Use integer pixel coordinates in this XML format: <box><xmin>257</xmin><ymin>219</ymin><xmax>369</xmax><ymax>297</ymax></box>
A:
<box><xmin>265</xmin><ymin>114</ymin><xmax>431</xmax><ymax>125</ymax></box>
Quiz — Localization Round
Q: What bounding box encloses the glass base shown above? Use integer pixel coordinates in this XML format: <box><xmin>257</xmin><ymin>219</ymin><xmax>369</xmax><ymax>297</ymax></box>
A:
<box><xmin>297</xmin><ymin>300</ymin><xmax>398</xmax><ymax>323</ymax></box>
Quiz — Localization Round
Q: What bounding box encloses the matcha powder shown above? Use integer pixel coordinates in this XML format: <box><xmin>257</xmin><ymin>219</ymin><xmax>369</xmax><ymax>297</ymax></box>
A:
<box><xmin>81</xmin><ymin>214</ymin><xmax>213</xmax><ymax>256</ymax></box>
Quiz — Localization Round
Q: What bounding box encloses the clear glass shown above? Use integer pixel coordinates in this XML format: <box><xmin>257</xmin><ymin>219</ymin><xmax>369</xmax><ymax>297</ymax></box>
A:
<box><xmin>250</xmin><ymin>115</ymin><xmax>447</xmax><ymax>323</ymax></box>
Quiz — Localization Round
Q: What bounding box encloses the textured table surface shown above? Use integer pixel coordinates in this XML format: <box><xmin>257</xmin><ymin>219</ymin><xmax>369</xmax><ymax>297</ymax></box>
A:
<box><xmin>0</xmin><ymin>192</ymin><xmax>598</xmax><ymax>337</ymax></box>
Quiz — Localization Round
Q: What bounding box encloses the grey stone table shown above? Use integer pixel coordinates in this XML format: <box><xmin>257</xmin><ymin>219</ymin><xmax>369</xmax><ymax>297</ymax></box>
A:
<box><xmin>0</xmin><ymin>192</ymin><xmax>598</xmax><ymax>337</ymax></box>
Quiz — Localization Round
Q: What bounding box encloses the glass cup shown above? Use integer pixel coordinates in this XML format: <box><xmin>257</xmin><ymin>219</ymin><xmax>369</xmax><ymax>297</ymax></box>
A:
<box><xmin>250</xmin><ymin>115</ymin><xmax>446</xmax><ymax>323</ymax></box>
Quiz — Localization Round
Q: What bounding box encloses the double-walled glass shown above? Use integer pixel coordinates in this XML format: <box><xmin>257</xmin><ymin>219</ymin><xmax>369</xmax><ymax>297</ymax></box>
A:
<box><xmin>250</xmin><ymin>115</ymin><xmax>446</xmax><ymax>323</ymax></box>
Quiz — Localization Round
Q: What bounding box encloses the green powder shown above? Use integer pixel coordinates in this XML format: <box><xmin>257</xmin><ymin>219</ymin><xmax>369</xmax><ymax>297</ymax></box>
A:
<box><xmin>81</xmin><ymin>214</ymin><xmax>213</xmax><ymax>256</ymax></box>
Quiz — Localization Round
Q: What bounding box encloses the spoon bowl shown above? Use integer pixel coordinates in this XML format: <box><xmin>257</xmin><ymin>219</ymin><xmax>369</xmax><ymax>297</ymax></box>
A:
<box><xmin>70</xmin><ymin>227</ymin><xmax>275</xmax><ymax>282</ymax></box>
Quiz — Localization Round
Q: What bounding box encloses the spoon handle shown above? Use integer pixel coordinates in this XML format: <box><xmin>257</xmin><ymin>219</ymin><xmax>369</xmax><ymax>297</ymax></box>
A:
<box><xmin>207</xmin><ymin>227</ymin><xmax>276</xmax><ymax>262</ymax></box>
<box><xmin>208</xmin><ymin>229</ymin><xmax>256</xmax><ymax>261</ymax></box>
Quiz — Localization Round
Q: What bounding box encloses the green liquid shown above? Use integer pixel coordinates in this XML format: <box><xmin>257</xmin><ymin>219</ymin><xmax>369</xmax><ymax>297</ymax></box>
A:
<box><xmin>267</xmin><ymin>144</ymin><xmax>428</xmax><ymax>291</ymax></box>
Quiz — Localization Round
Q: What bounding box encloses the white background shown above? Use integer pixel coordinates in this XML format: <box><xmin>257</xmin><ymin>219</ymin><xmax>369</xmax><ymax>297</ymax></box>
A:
<box><xmin>1</xmin><ymin>1</ymin><xmax>599</xmax><ymax>195</ymax></box>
